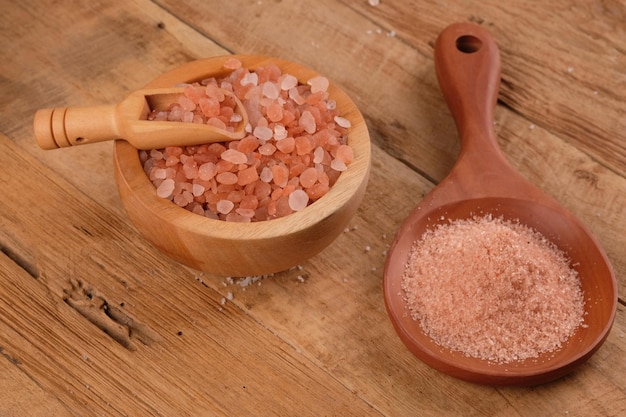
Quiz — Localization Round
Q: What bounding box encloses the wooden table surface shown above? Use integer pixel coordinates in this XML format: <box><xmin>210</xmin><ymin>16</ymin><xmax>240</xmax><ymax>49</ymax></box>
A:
<box><xmin>1</xmin><ymin>0</ymin><xmax>624</xmax><ymax>415</ymax></box>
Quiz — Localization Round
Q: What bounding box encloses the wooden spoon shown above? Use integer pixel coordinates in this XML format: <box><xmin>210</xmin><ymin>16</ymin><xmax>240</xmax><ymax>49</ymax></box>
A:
<box><xmin>33</xmin><ymin>87</ymin><xmax>248</xmax><ymax>150</ymax></box>
<box><xmin>383</xmin><ymin>22</ymin><xmax>617</xmax><ymax>386</ymax></box>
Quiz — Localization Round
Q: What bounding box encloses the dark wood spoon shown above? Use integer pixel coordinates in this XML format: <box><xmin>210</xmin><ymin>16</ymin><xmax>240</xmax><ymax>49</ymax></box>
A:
<box><xmin>383</xmin><ymin>22</ymin><xmax>617</xmax><ymax>386</ymax></box>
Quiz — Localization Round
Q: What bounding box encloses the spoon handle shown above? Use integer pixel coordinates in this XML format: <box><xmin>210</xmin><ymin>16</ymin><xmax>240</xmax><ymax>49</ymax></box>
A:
<box><xmin>34</xmin><ymin>105</ymin><xmax>120</xmax><ymax>149</ymax></box>
<box><xmin>434</xmin><ymin>23</ymin><xmax>507</xmax><ymax>166</ymax></box>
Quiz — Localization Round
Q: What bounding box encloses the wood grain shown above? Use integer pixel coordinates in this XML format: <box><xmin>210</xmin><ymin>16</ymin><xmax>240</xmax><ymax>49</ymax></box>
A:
<box><xmin>0</xmin><ymin>0</ymin><xmax>624</xmax><ymax>415</ymax></box>
<box><xmin>0</xmin><ymin>134</ymin><xmax>378</xmax><ymax>416</ymax></box>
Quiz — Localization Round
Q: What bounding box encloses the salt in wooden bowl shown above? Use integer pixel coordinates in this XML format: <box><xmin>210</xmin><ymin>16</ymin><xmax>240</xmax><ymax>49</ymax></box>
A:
<box><xmin>113</xmin><ymin>56</ymin><xmax>371</xmax><ymax>277</ymax></box>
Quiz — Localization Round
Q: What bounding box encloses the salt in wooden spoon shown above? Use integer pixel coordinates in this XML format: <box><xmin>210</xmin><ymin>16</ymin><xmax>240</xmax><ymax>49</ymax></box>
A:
<box><xmin>383</xmin><ymin>22</ymin><xmax>617</xmax><ymax>386</ymax></box>
<box><xmin>33</xmin><ymin>87</ymin><xmax>248</xmax><ymax>150</ymax></box>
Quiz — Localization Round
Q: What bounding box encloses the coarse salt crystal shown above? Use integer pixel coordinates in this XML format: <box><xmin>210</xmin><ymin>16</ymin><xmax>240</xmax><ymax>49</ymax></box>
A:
<box><xmin>313</xmin><ymin>146</ymin><xmax>325</xmax><ymax>164</ymax></box>
<box><xmin>253</xmin><ymin>125</ymin><xmax>274</xmax><ymax>141</ymax></box>
<box><xmin>260</xmin><ymin>166</ymin><xmax>273</xmax><ymax>182</ymax></box>
<box><xmin>216</xmin><ymin>199</ymin><xmax>235</xmax><ymax>214</ymax></box>
<box><xmin>192</xmin><ymin>183</ymin><xmax>205</xmax><ymax>197</ymax></box>
<box><xmin>221</xmin><ymin>149</ymin><xmax>248</xmax><ymax>164</ymax></box>
<box><xmin>307</xmin><ymin>76</ymin><xmax>329</xmax><ymax>94</ymax></box>
<box><xmin>156</xmin><ymin>178</ymin><xmax>175</xmax><ymax>198</ymax></box>
<box><xmin>288</xmin><ymin>87</ymin><xmax>305</xmax><ymax>105</ymax></box>
<box><xmin>334</xmin><ymin>116</ymin><xmax>351</xmax><ymax>128</ymax></box>
<box><xmin>216</xmin><ymin>171</ymin><xmax>238</xmax><ymax>185</ymax></box>
<box><xmin>258</xmin><ymin>142</ymin><xmax>276</xmax><ymax>156</ymax></box>
<box><xmin>182</xmin><ymin>111</ymin><xmax>195</xmax><ymax>123</ymax></box>
<box><xmin>262</xmin><ymin>81</ymin><xmax>280</xmax><ymax>99</ymax></box>
<box><xmin>288</xmin><ymin>189</ymin><xmax>309</xmax><ymax>211</ymax></box>
<box><xmin>153</xmin><ymin>168</ymin><xmax>167</xmax><ymax>180</ymax></box>
<box><xmin>280</xmin><ymin>74</ymin><xmax>298</xmax><ymax>90</ymax></box>
<box><xmin>299</xmin><ymin>110</ymin><xmax>316</xmax><ymax>134</ymax></box>
<box><xmin>273</xmin><ymin>124</ymin><xmax>288</xmax><ymax>140</ymax></box>
<box><xmin>241</xmin><ymin>72</ymin><xmax>258</xmax><ymax>86</ymax></box>
<box><xmin>223</xmin><ymin>58</ymin><xmax>242</xmax><ymax>70</ymax></box>
<box><xmin>330</xmin><ymin>158</ymin><xmax>348</xmax><ymax>172</ymax></box>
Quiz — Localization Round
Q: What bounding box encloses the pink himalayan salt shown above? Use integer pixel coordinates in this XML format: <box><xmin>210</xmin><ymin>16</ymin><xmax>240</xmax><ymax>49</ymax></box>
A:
<box><xmin>216</xmin><ymin>199</ymin><xmax>235</xmax><ymax>214</ymax></box>
<box><xmin>280</xmin><ymin>74</ymin><xmax>298</xmax><ymax>90</ymax></box>
<box><xmin>221</xmin><ymin>149</ymin><xmax>248</xmax><ymax>164</ymax></box>
<box><xmin>142</xmin><ymin>58</ymin><xmax>353</xmax><ymax>222</ymax></box>
<box><xmin>401</xmin><ymin>215</ymin><xmax>585</xmax><ymax>364</ymax></box>
<box><xmin>307</xmin><ymin>76</ymin><xmax>330</xmax><ymax>94</ymax></box>
<box><xmin>288</xmin><ymin>189</ymin><xmax>309</xmax><ymax>211</ymax></box>
<box><xmin>156</xmin><ymin>178</ymin><xmax>175</xmax><ymax>198</ymax></box>
<box><xmin>334</xmin><ymin>115</ymin><xmax>351</xmax><ymax>129</ymax></box>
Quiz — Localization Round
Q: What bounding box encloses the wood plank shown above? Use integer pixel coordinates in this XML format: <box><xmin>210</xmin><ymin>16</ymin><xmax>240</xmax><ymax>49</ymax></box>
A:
<box><xmin>156</xmin><ymin>0</ymin><xmax>626</xmax><ymax>176</ymax></box>
<box><xmin>355</xmin><ymin>0</ymin><xmax>626</xmax><ymax>175</ymax></box>
<box><xmin>0</xmin><ymin>134</ymin><xmax>380</xmax><ymax>416</ymax></box>
<box><xmin>0</xmin><ymin>0</ymin><xmax>624</xmax><ymax>415</ymax></box>
<box><xmin>0</xmin><ymin>306</ymin><xmax>74</xmax><ymax>417</ymax></box>
<box><xmin>2</xmin><ymin>0</ymin><xmax>622</xmax><ymax>294</ymax></box>
<box><xmin>1</xmin><ymin>128</ymin><xmax>624</xmax><ymax>415</ymax></box>
<box><xmin>150</xmin><ymin>0</ymin><xmax>626</xmax><ymax>293</ymax></box>
<box><xmin>0</xmin><ymin>0</ymin><xmax>228</xmax><ymax>214</ymax></box>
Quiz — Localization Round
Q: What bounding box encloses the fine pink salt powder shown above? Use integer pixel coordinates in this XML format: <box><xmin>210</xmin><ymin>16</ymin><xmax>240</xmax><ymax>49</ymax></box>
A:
<box><xmin>401</xmin><ymin>215</ymin><xmax>585</xmax><ymax>364</ymax></box>
<box><xmin>141</xmin><ymin>58</ymin><xmax>353</xmax><ymax>222</ymax></box>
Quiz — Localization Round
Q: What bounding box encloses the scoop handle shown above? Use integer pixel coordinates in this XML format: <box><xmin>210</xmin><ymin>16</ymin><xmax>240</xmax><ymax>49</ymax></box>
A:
<box><xmin>34</xmin><ymin>105</ymin><xmax>119</xmax><ymax>150</ymax></box>
<box><xmin>434</xmin><ymin>23</ymin><xmax>503</xmax><ymax>162</ymax></box>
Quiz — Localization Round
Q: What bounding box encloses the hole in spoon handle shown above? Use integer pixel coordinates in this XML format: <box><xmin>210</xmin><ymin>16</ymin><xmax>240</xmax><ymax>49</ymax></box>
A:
<box><xmin>434</xmin><ymin>23</ymin><xmax>501</xmax><ymax>154</ymax></box>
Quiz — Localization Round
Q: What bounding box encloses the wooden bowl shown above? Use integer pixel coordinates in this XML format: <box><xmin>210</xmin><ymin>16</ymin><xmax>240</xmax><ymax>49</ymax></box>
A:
<box><xmin>113</xmin><ymin>56</ymin><xmax>371</xmax><ymax>277</ymax></box>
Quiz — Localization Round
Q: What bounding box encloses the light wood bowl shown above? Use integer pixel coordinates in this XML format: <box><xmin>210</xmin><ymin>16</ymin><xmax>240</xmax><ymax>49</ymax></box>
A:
<box><xmin>113</xmin><ymin>56</ymin><xmax>371</xmax><ymax>277</ymax></box>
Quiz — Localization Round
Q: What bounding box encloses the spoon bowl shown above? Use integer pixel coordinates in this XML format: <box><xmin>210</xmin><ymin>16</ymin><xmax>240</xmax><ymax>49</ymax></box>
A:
<box><xmin>383</xmin><ymin>23</ymin><xmax>617</xmax><ymax>386</ymax></box>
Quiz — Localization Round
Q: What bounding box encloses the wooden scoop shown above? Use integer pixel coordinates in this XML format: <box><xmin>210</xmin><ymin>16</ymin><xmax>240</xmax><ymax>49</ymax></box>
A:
<box><xmin>33</xmin><ymin>87</ymin><xmax>248</xmax><ymax>150</ymax></box>
<box><xmin>383</xmin><ymin>23</ymin><xmax>617</xmax><ymax>386</ymax></box>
